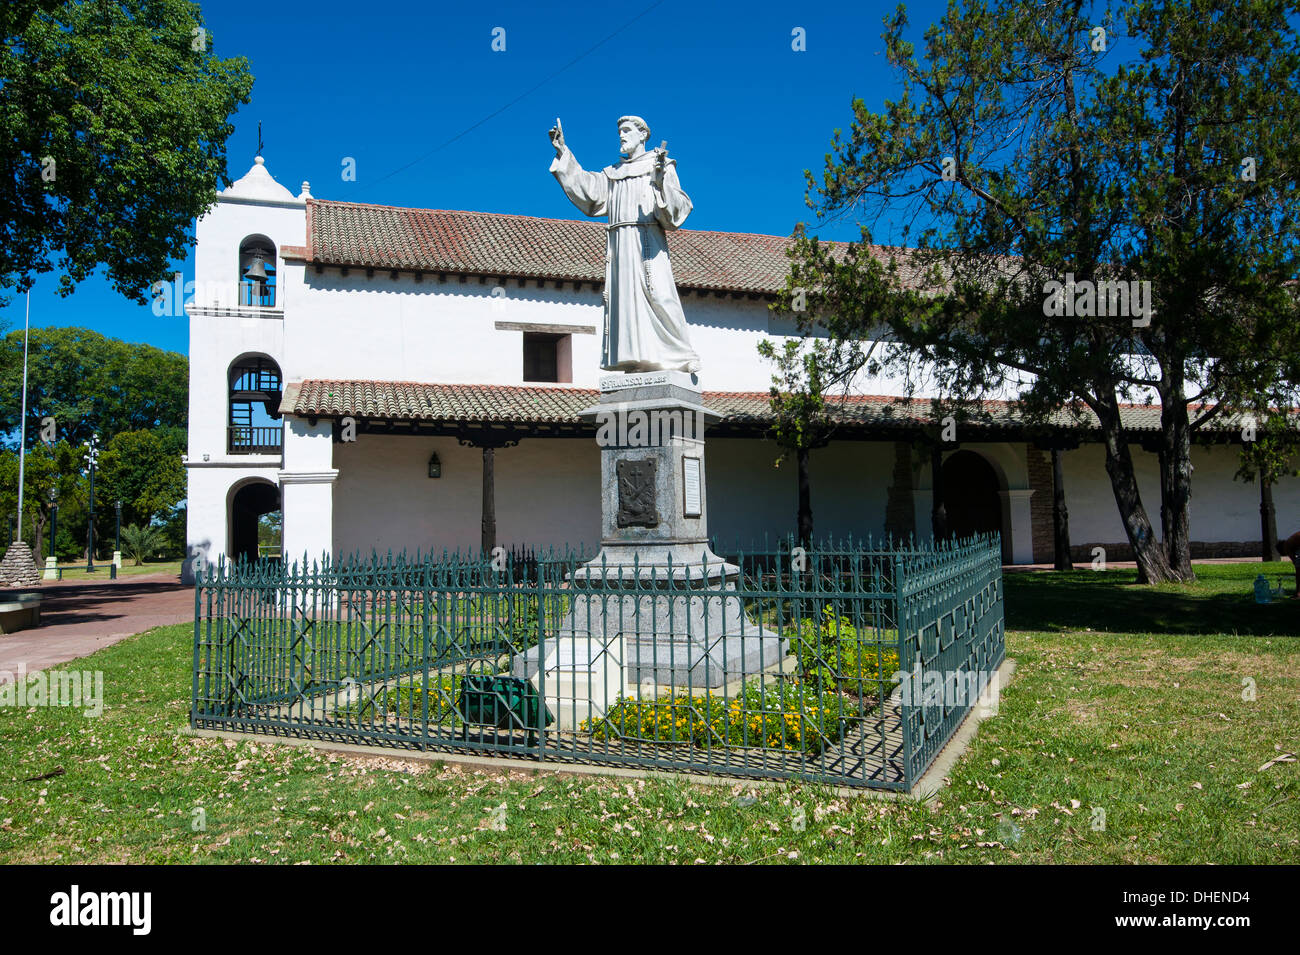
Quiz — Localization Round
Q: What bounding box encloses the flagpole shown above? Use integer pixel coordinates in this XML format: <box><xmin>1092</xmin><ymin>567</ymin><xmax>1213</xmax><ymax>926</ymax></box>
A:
<box><xmin>16</xmin><ymin>289</ymin><xmax>31</xmax><ymax>540</ymax></box>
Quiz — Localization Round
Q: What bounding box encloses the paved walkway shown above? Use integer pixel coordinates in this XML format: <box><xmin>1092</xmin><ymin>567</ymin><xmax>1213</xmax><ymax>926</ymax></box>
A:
<box><xmin>0</xmin><ymin>573</ymin><xmax>192</xmax><ymax>682</ymax></box>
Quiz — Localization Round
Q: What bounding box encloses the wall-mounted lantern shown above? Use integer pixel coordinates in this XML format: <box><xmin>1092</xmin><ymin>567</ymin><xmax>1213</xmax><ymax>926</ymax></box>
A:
<box><xmin>428</xmin><ymin>452</ymin><xmax>442</xmax><ymax>479</ymax></box>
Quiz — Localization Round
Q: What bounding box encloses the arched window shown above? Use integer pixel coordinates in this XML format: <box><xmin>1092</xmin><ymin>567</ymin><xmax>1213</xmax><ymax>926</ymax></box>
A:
<box><xmin>227</xmin><ymin>355</ymin><xmax>283</xmax><ymax>454</ymax></box>
<box><xmin>238</xmin><ymin>235</ymin><xmax>277</xmax><ymax>307</ymax></box>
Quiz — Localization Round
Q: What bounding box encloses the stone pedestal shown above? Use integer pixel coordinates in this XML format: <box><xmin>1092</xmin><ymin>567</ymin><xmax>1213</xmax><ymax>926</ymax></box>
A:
<box><xmin>514</xmin><ymin>372</ymin><xmax>785</xmax><ymax>695</ymax></box>
<box><xmin>112</xmin><ymin>550</ymin><xmax>122</xmax><ymax>570</ymax></box>
<box><xmin>43</xmin><ymin>556</ymin><xmax>59</xmax><ymax>581</ymax></box>
<box><xmin>0</xmin><ymin>542</ymin><xmax>41</xmax><ymax>588</ymax></box>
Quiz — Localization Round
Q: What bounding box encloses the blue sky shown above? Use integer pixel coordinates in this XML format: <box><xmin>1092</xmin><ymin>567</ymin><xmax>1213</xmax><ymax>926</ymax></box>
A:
<box><xmin>1</xmin><ymin>0</ymin><xmax>953</xmax><ymax>354</ymax></box>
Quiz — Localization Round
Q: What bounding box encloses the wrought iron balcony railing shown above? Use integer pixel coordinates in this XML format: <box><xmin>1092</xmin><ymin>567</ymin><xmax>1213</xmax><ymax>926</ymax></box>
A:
<box><xmin>227</xmin><ymin>425</ymin><xmax>283</xmax><ymax>455</ymax></box>
<box><xmin>238</xmin><ymin>284</ymin><xmax>276</xmax><ymax>307</ymax></box>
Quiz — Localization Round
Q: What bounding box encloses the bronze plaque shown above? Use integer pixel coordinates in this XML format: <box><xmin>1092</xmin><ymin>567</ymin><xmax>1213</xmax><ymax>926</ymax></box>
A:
<box><xmin>616</xmin><ymin>459</ymin><xmax>660</xmax><ymax>528</ymax></box>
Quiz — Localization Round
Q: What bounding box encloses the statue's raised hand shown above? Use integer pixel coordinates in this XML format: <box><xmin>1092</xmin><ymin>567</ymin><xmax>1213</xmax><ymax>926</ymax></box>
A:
<box><xmin>549</xmin><ymin>118</ymin><xmax>565</xmax><ymax>157</ymax></box>
<box><xmin>652</xmin><ymin>143</ymin><xmax>669</xmax><ymax>189</ymax></box>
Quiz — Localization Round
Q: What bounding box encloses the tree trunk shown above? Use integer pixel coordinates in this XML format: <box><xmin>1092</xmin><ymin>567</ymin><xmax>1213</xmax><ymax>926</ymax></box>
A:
<box><xmin>31</xmin><ymin>511</ymin><xmax>46</xmax><ymax>566</ymax></box>
<box><xmin>1097</xmin><ymin>404</ymin><xmax>1176</xmax><ymax>583</ymax></box>
<box><xmin>1158</xmin><ymin>387</ymin><xmax>1195</xmax><ymax>581</ymax></box>
<box><xmin>1261</xmin><ymin>476</ymin><xmax>1278</xmax><ymax>562</ymax></box>
<box><xmin>796</xmin><ymin>447</ymin><xmax>813</xmax><ymax>548</ymax></box>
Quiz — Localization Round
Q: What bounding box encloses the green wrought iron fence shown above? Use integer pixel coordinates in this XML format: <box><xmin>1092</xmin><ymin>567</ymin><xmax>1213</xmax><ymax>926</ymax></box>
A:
<box><xmin>192</xmin><ymin>536</ymin><xmax>1004</xmax><ymax>791</ymax></box>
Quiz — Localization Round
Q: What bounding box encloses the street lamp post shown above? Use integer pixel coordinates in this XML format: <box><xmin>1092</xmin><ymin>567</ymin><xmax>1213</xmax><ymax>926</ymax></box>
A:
<box><xmin>84</xmin><ymin>435</ymin><xmax>99</xmax><ymax>573</ymax></box>
<box><xmin>44</xmin><ymin>486</ymin><xmax>59</xmax><ymax>581</ymax></box>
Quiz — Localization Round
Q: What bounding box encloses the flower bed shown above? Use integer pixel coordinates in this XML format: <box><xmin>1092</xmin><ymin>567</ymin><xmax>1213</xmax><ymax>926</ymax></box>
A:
<box><xmin>585</xmin><ymin>679</ymin><xmax>859</xmax><ymax>755</ymax></box>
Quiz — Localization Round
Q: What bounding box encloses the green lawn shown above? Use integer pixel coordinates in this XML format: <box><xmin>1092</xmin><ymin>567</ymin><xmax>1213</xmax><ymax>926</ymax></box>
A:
<box><xmin>51</xmin><ymin>559</ymin><xmax>183</xmax><ymax>582</ymax></box>
<box><xmin>1004</xmin><ymin>562</ymin><xmax>1298</xmax><ymax>635</ymax></box>
<box><xmin>0</xmin><ymin>562</ymin><xmax>1295</xmax><ymax>863</ymax></box>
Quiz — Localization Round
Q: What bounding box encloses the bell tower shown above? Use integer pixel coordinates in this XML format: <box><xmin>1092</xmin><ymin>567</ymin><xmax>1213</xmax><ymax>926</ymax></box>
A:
<box><xmin>182</xmin><ymin>154</ymin><xmax>309</xmax><ymax>581</ymax></box>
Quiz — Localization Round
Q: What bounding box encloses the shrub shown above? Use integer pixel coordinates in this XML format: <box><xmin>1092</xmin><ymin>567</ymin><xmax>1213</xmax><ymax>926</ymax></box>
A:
<box><xmin>791</xmin><ymin>607</ymin><xmax>901</xmax><ymax>697</ymax></box>
<box><xmin>335</xmin><ymin>675</ymin><xmax>463</xmax><ymax>723</ymax></box>
<box><xmin>449</xmin><ymin>593</ymin><xmax>568</xmax><ymax>655</ymax></box>
<box><xmin>120</xmin><ymin>522</ymin><xmax>168</xmax><ymax>566</ymax></box>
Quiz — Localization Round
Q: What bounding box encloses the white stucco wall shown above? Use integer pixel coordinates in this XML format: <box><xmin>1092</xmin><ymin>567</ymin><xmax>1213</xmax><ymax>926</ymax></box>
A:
<box><xmin>1185</xmin><ymin>443</ymin><xmax>1300</xmax><ymax>541</ymax></box>
<box><xmin>185</xmin><ymin>465</ymin><xmax>280</xmax><ymax>565</ymax></box>
<box><xmin>283</xmin><ymin>271</ymin><xmax>819</xmax><ymax>393</ymax></box>
<box><xmin>185</xmin><ymin>312</ymin><xmax>285</xmax><ymax>463</ymax></box>
<box><xmin>327</xmin><ymin>432</ymin><xmax>905</xmax><ymax>557</ymax></box>
<box><xmin>1060</xmin><ymin>442</ymin><xmax>1300</xmax><ymax>546</ymax></box>
<box><xmin>332</xmin><ymin>434</ymin><xmax>601</xmax><ymax>556</ymax></box>
<box><xmin>318</xmin><ymin>431</ymin><xmax>1300</xmax><ymax>563</ymax></box>
<box><xmin>187</xmin><ymin>191</ymin><xmax>303</xmax><ymax>461</ymax></box>
<box><xmin>280</xmin><ymin>270</ymin><xmax>937</xmax><ymax>398</ymax></box>
<box><xmin>192</xmin><ymin>198</ymin><xmax>305</xmax><ymax>307</ymax></box>
<box><xmin>648</xmin><ymin>436</ymin><xmax>895</xmax><ymax>547</ymax></box>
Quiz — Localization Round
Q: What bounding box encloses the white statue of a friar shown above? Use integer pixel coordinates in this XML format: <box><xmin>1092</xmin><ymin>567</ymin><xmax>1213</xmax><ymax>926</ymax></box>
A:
<box><xmin>548</xmin><ymin>115</ymin><xmax>702</xmax><ymax>374</ymax></box>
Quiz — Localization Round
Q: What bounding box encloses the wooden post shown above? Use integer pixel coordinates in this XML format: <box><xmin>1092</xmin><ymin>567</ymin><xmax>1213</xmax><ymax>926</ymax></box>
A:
<box><xmin>796</xmin><ymin>446</ymin><xmax>813</xmax><ymax>548</ymax></box>
<box><xmin>930</xmin><ymin>444</ymin><xmax>948</xmax><ymax>540</ymax></box>
<box><xmin>481</xmin><ymin>445</ymin><xmax>496</xmax><ymax>555</ymax></box>
<box><xmin>1052</xmin><ymin>448</ymin><xmax>1072</xmax><ymax>570</ymax></box>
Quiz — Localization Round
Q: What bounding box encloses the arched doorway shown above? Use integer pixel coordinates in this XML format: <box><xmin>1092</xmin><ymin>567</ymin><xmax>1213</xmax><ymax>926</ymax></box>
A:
<box><xmin>941</xmin><ymin>450</ymin><xmax>1003</xmax><ymax>540</ymax></box>
<box><xmin>229</xmin><ymin>481</ymin><xmax>281</xmax><ymax>565</ymax></box>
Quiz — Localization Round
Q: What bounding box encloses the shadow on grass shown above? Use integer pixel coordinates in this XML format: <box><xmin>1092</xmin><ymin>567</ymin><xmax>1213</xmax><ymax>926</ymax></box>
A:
<box><xmin>1003</xmin><ymin>566</ymin><xmax>1300</xmax><ymax>636</ymax></box>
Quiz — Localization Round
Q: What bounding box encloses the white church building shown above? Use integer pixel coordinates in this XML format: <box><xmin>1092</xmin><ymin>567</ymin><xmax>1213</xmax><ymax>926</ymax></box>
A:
<box><xmin>182</xmin><ymin>156</ymin><xmax>1293</xmax><ymax>571</ymax></box>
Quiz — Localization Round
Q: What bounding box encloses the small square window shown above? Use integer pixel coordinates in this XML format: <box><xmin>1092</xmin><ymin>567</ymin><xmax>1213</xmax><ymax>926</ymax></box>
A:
<box><xmin>523</xmin><ymin>332</ymin><xmax>571</xmax><ymax>383</ymax></box>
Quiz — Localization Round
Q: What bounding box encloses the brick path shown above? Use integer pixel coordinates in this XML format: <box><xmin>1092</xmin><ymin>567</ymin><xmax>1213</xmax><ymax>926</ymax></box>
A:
<box><xmin>0</xmin><ymin>573</ymin><xmax>192</xmax><ymax>683</ymax></box>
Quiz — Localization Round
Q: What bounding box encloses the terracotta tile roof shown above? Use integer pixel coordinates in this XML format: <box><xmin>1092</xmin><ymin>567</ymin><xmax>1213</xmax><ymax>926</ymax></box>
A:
<box><xmin>282</xmin><ymin>380</ymin><xmax>597</xmax><ymax>425</ymax></box>
<box><xmin>280</xmin><ymin>379</ymin><xmax>1213</xmax><ymax>434</ymax></box>
<box><xmin>303</xmin><ymin>199</ymin><xmax>875</xmax><ymax>296</ymax></box>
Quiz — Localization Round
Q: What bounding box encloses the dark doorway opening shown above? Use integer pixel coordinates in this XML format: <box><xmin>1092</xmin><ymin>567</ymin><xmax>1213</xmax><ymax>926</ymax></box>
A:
<box><xmin>941</xmin><ymin>450</ymin><xmax>1003</xmax><ymax>540</ymax></box>
<box><xmin>230</xmin><ymin>482</ymin><xmax>281</xmax><ymax>565</ymax></box>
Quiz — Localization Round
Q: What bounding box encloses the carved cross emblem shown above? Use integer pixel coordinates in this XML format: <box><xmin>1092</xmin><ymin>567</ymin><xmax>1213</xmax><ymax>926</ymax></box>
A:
<box><xmin>616</xmin><ymin>459</ymin><xmax>660</xmax><ymax>528</ymax></box>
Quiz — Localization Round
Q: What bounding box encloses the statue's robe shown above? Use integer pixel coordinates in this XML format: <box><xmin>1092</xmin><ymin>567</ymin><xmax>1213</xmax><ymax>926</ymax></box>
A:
<box><xmin>550</xmin><ymin>147</ymin><xmax>701</xmax><ymax>373</ymax></box>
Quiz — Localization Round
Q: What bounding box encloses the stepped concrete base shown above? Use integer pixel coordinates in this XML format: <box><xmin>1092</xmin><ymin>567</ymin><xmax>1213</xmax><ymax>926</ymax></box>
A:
<box><xmin>512</xmin><ymin>563</ymin><xmax>786</xmax><ymax>689</ymax></box>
